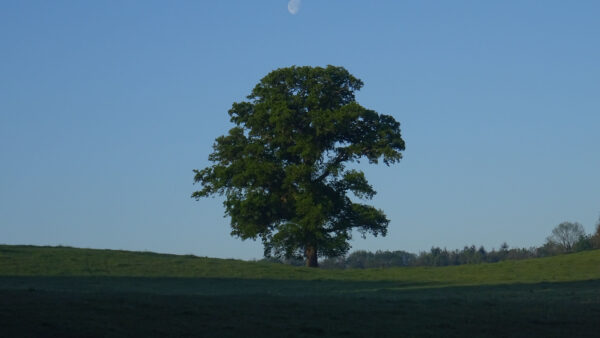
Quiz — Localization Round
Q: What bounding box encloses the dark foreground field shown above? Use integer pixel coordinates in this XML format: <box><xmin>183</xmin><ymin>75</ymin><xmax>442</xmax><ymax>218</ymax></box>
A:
<box><xmin>1</xmin><ymin>246</ymin><xmax>599</xmax><ymax>337</ymax></box>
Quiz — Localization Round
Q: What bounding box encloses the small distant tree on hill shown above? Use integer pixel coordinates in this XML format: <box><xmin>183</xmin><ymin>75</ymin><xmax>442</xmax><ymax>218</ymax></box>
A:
<box><xmin>546</xmin><ymin>222</ymin><xmax>586</xmax><ymax>253</ymax></box>
<box><xmin>591</xmin><ymin>215</ymin><xmax>600</xmax><ymax>249</ymax></box>
<box><xmin>192</xmin><ymin>65</ymin><xmax>405</xmax><ymax>267</ymax></box>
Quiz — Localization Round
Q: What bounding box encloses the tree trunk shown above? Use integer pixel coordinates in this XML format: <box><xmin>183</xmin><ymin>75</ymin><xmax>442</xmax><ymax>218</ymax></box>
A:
<box><xmin>305</xmin><ymin>245</ymin><xmax>318</xmax><ymax>268</ymax></box>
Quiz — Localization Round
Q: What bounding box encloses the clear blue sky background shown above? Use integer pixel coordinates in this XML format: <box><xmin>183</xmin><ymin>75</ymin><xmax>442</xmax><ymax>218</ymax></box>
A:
<box><xmin>1</xmin><ymin>1</ymin><xmax>599</xmax><ymax>259</ymax></box>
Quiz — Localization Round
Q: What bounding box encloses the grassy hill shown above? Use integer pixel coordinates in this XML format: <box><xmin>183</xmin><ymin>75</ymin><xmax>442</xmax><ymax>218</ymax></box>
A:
<box><xmin>1</xmin><ymin>244</ymin><xmax>600</xmax><ymax>284</ymax></box>
<box><xmin>1</xmin><ymin>245</ymin><xmax>599</xmax><ymax>337</ymax></box>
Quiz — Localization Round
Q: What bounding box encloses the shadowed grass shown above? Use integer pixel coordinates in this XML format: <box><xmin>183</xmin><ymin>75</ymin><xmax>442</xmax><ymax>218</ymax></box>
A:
<box><xmin>1</xmin><ymin>245</ymin><xmax>599</xmax><ymax>337</ymax></box>
<box><xmin>1</xmin><ymin>276</ymin><xmax>599</xmax><ymax>337</ymax></box>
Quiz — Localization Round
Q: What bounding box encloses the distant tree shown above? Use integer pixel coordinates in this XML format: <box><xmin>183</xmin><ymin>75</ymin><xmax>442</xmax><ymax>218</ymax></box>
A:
<box><xmin>573</xmin><ymin>235</ymin><xmax>593</xmax><ymax>252</ymax></box>
<box><xmin>477</xmin><ymin>245</ymin><xmax>487</xmax><ymax>258</ymax></box>
<box><xmin>537</xmin><ymin>241</ymin><xmax>562</xmax><ymax>257</ymax></box>
<box><xmin>319</xmin><ymin>256</ymin><xmax>346</xmax><ymax>269</ymax></box>
<box><xmin>505</xmin><ymin>247</ymin><xmax>536</xmax><ymax>260</ymax></box>
<box><xmin>192</xmin><ymin>66</ymin><xmax>405</xmax><ymax>267</ymax></box>
<box><xmin>546</xmin><ymin>222</ymin><xmax>586</xmax><ymax>252</ymax></box>
<box><xmin>590</xmin><ymin>215</ymin><xmax>600</xmax><ymax>249</ymax></box>
<box><xmin>345</xmin><ymin>250</ymin><xmax>372</xmax><ymax>269</ymax></box>
<box><xmin>374</xmin><ymin>250</ymin><xmax>416</xmax><ymax>267</ymax></box>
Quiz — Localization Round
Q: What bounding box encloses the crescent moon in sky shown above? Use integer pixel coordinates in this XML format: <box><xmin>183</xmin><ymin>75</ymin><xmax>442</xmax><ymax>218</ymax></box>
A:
<box><xmin>288</xmin><ymin>0</ymin><xmax>301</xmax><ymax>15</ymax></box>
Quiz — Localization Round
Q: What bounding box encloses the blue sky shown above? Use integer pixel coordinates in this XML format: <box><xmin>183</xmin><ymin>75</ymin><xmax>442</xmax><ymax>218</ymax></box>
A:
<box><xmin>1</xmin><ymin>1</ymin><xmax>599</xmax><ymax>259</ymax></box>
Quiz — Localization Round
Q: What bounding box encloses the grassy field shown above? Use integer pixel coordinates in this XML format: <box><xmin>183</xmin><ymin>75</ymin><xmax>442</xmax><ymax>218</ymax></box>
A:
<box><xmin>1</xmin><ymin>245</ymin><xmax>599</xmax><ymax>337</ymax></box>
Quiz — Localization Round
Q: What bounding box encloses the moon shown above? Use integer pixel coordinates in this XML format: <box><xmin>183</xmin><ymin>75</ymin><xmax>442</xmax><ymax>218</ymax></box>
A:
<box><xmin>288</xmin><ymin>0</ymin><xmax>301</xmax><ymax>15</ymax></box>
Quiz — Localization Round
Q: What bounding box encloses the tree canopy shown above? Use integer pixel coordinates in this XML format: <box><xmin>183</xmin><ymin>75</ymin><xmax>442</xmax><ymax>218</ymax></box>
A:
<box><xmin>546</xmin><ymin>221</ymin><xmax>586</xmax><ymax>252</ymax></box>
<box><xmin>192</xmin><ymin>65</ymin><xmax>405</xmax><ymax>267</ymax></box>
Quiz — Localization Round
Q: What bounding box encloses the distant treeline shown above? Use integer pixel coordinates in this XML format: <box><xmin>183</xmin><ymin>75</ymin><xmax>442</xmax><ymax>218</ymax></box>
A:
<box><xmin>264</xmin><ymin>219</ymin><xmax>600</xmax><ymax>269</ymax></box>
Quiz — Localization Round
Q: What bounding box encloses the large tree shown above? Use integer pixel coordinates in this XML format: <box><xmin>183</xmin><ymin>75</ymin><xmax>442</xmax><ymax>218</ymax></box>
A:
<box><xmin>193</xmin><ymin>65</ymin><xmax>405</xmax><ymax>267</ymax></box>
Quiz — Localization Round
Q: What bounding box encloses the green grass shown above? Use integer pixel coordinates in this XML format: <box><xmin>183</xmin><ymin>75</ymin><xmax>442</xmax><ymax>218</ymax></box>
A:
<box><xmin>2</xmin><ymin>244</ymin><xmax>600</xmax><ymax>284</ymax></box>
<box><xmin>1</xmin><ymin>245</ymin><xmax>600</xmax><ymax>337</ymax></box>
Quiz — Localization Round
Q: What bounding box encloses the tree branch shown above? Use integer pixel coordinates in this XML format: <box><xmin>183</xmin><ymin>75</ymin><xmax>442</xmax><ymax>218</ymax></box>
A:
<box><xmin>314</xmin><ymin>151</ymin><xmax>348</xmax><ymax>182</ymax></box>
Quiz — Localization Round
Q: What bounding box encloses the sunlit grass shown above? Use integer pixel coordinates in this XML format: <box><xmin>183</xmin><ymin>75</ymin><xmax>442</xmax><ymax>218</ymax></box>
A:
<box><xmin>1</xmin><ymin>244</ymin><xmax>599</xmax><ymax>286</ymax></box>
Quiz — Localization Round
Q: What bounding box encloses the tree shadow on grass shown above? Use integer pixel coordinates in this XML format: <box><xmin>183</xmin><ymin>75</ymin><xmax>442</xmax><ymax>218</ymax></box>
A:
<box><xmin>1</xmin><ymin>276</ymin><xmax>599</xmax><ymax>337</ymax></box>
<box><xmin>0</xmin><ymin>275</ymin><xmax>440</xmax><ymax>297</ymax></box>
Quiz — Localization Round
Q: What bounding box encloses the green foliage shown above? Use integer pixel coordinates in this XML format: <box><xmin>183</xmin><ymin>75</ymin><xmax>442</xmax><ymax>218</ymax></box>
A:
<box><xmin>413</xmin><ymin>245</ymin><xmax>538</xmax><ymax>266</ymax></box>
<box><xmin>192</xmin><ymin>66</ymin><xmax>405</xmax><ymax>266</ymax></box>
<box><xmin>309</xmin><ymin>242</ymin><xmax>568</xmax><ymax>269</ymax></box>
<box><xmin>573</xmin><ymin>235</ymin><xmax>594</xmax><ymax>252</ymax></box>
<box><xmin>342</xmin><ymin>250</ymin><xmax>416</xmax><ymax>268</ymax></box>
